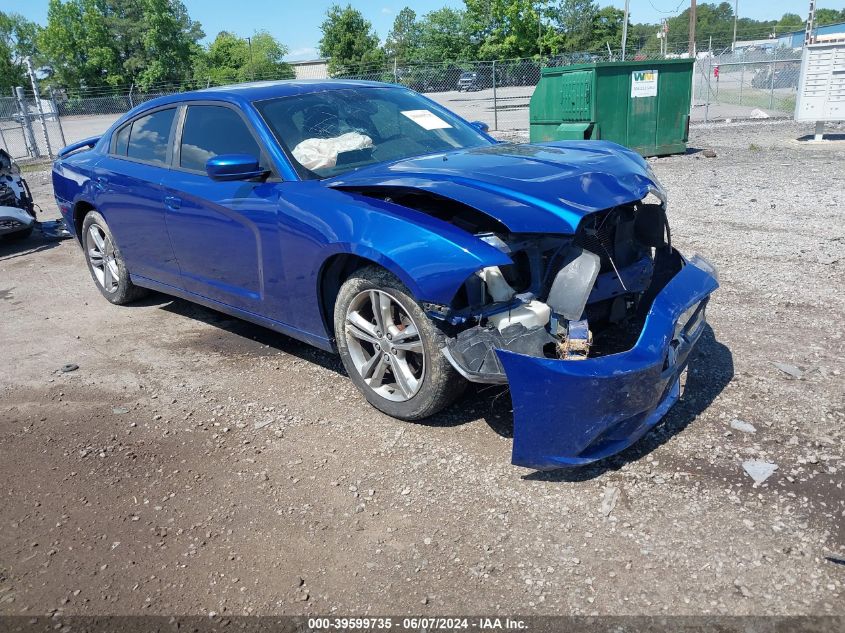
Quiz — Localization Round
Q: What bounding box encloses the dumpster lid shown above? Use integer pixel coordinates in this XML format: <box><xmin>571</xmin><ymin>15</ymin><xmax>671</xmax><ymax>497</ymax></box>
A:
<box><xmin>542</xmin><ymin>58</ymin><xmax>696</xmax><ymax>75</ymax></box>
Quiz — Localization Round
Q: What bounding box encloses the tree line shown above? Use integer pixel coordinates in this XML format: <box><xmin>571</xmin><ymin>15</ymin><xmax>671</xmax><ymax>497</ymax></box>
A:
<box><xmin>1</xmin><ymin>0</ymin><xmax>294</xmax><ymax>95</ymax></box>
<box><xmin>1</xmin><ymin>0</ymin><xmax>843</xmax><ymax>95</ymax></box>
<box><xmin>325</xmin><ymin>2</ymin><xmax>845</xmax><ymax>74</ymax></box>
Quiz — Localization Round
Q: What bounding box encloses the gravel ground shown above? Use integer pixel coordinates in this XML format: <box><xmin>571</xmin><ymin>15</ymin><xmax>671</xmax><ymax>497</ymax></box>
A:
<box><xmin>0</xmin><ymin>120</ymin><xmax>843</xmax><ymax>617</ymax></box>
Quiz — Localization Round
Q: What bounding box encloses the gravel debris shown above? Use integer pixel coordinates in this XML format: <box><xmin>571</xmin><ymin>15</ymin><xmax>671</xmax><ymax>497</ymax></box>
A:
<box><xmin>1</xmin><ymin>120</ymin><xmax>842</xmax><ymax>616</ymax></box>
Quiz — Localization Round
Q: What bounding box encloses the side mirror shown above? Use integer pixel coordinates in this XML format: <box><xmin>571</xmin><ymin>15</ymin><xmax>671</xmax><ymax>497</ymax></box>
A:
<box><xmin>471</xmin><ymin>120</ymin><xmax>490</xmax><ymax>133</ymax></box>
<box><xmin>206</xmin><ymin>154</ymin><xmax>268</xmax><ymax>181</ymax></box>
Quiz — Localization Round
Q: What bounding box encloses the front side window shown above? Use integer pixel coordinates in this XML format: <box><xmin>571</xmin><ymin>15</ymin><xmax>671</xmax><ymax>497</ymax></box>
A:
<box><xmin>179</xmin><ymin>105</ymin><xmax>262</xmax><ymax>172</ymax></box>
<box><xmin>254</xmin><ymin>87</ymin><xmax>492</xmax><ymax>179</ymax></box>
<box><xmin>126</xmin><ymin>108</ymin><xmax>176</xmax><ymax>165</ymax></box>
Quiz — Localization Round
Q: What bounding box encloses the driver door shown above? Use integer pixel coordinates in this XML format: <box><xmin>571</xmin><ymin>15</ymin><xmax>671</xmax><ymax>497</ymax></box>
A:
<box><xmin>162</xmin><ymin>103</ymin><xmax>284</xmax><ymax>316</ymax></box>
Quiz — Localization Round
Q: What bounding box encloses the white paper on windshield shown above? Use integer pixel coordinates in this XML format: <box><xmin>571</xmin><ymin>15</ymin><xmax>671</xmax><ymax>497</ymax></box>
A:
<box><xmin>401</xmin><ymin>110</ymin><xmax>452</xmax><ymax>130</ymax></box>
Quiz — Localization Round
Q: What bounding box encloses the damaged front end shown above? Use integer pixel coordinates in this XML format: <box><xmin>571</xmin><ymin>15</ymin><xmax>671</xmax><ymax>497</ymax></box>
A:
<box><xmin>0</xmin><ymin>149</ymin><xmax>37</xmax><ymax>238</ymax></box>
<box><xmin>431</xmin><ymin>192</ymin><xmax>718</xmax><ymax>470</ymax></box>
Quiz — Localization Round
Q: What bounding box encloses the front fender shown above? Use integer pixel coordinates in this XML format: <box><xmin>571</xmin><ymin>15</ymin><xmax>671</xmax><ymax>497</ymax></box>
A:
<box><xmin>329</xmin><ymin>191</ymin><xmax>513</xmax><ymax>304</ymax></box>
<box><xmin>275</xmin><ymin>182</ymin><xmax>515</xmax><ymax>342</ymax></box>
<box><xmin>280</xmin><ymin>182</ymin><xmax>513</xmax><ymax>308</ymax></box>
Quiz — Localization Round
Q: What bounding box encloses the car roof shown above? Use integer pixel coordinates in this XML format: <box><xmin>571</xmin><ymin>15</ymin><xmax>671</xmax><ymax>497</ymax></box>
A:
<box><xmin>126</xmin><ymin>79</ymin><xmax>397</xmax><ymax>114</ymax></box>
<box><xmin>195</xmin><ymin>79</ymin><xmax>391</xmax><ymax>100</ymax></box>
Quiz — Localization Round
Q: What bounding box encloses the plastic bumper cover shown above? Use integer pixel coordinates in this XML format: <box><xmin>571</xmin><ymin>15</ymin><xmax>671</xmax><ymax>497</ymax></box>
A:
<box><xmin>0</xmin><ymin>205</ymin><xmax>35</xmax><ymax>236</ymax></box>
<box><xmin>498</xmin><ymin>253</ymin><xmax>719</xmax><ymax>470</ymax></box>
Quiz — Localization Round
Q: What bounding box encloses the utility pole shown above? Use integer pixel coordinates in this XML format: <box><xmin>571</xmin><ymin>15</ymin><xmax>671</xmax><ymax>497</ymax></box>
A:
<box><xmin>621</xmin><ymin>0</ymin><xmax>630</xmax><ymax>61</ymax></box>
<box><xmin>246</xmin><ymin>36</ymin><xmax>254</xmax><ymax>81</ymax></box>
<box><xmin>688</xmin><ymin>0</ymin><xmax>697</xmax><ymax>57</ymax></box>
<box><xmin>537</xmin><ymin>0</ymin><xmax>546</xmax><ymax>58</ymax></box>
<box><xmin>732</xmin><ymin>0</ymin><xmax>738</xmax><ymax>51</ymax></box>
<box><xmin>804</xmin><ymin>0</ymin><xmax>816</xmax><ymax>46</ymax></box>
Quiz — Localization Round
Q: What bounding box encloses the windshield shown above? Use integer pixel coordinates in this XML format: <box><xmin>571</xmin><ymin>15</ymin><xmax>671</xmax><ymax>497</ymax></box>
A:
<box><xmin>254</xmin><ymin>86</ymin><xmax>493</xmax><ymax>179</ymax></box>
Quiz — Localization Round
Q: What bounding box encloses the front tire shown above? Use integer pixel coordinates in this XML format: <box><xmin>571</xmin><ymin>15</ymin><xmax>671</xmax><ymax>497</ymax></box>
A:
<box><xmin>334</xmin><ymin>267</ymin><xmax>466</xmax><ymax>420</ymax></box>
<box><xmin>81</xmin><ymin>210</ymin><xmax>147</xmax><ymax>305</ymax></box>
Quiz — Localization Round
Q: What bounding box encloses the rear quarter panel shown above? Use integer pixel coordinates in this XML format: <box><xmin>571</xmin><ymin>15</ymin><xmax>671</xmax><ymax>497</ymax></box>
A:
<box><xmin>52</xmin><ymin>150</ymin><xmax>103</xmax><ymax>239</ymax></box>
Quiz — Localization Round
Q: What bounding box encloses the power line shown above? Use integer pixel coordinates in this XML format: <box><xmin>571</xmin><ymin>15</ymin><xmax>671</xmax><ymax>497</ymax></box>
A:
<box><xmin>647</xmin><ymin>0</ymin><xmax>687</xmax><ymax>15</ymax></box>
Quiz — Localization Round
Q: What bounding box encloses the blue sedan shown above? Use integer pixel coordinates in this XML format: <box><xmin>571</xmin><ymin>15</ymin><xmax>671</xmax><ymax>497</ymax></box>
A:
<box><xmin>52</xmin><ymin>80</ymin><xmax>718</xmax><ymax>470</ymax></box>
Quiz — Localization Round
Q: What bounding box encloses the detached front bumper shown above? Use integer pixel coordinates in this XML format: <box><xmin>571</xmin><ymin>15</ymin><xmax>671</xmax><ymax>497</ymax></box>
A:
<box><xmin>0</xmin><ymin>205</ymin><xmax>35</xmax><ymax>236</ymax></box>
<box><xmin>498</xmin><ymin>252</ymin><xmax>719</xmax><ymax>470</ymax></box>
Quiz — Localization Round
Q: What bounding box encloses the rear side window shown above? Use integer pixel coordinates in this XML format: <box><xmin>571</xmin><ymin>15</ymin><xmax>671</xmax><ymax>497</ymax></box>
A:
<box><xmin>179</xmin><ymin>105</ymin><xmax>261</xmax><ymax>172</ymax></box>
<box><xmin>113</xmin><ymin>124</ymin><xmax>130</xmax><ymax>155</ymax></box>
<box><xmin>126</xmin><ymin>108</ymin><xmax>176</xmax><ymax>165</ymax></box>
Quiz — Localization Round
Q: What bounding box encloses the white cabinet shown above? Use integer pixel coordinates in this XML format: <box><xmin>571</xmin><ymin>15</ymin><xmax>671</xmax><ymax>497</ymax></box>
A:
<box><xmin>795</xmin><ymin>41</ymin><xmax>845</xmax><ymax>122</ymax></box>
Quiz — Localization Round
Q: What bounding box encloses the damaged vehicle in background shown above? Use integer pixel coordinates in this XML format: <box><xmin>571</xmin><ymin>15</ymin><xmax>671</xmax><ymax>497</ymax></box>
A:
<box><xmin>0</xmin><ymin>149</ymin><xmax>37</xmax><ymax>240</ymax></box>
<box><xmin>51</xmin><ymin>80</ymin><xmax>718</xmax><ymax>470</ymax></box>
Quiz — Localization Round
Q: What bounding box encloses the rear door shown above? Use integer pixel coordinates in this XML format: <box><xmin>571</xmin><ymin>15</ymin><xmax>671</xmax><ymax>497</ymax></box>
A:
<box><xmin>93</xmin><ymin>106</ymin><xmax>182</xmax><ymax>287</ymax></box>
<box><xmin>161</xmin><ymin>102</ymin><xmax>283</xmax><ymax>315</ymax></box>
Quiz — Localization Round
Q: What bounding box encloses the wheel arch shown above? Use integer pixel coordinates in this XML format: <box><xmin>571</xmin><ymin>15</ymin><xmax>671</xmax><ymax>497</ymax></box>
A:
<box><xmin>317</xmin><ymin>249</ymin><xmax>423</xmax><ymax>340</ymax></box>
<box><xmin>72</xmin><ymin>200</ymin><xmax>97</xmax><ymax>243</ymax></box>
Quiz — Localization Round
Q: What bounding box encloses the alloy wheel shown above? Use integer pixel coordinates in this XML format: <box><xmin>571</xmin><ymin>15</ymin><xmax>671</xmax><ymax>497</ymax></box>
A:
<box><xmin>344</xmin><ymin>289</ymin><xmax>426</xmax><ymax>402</ymax></box>
<box><xmin>87</xmin><ymin>224</ymin><xmax>119</xmax><ymax>294</ymax></box>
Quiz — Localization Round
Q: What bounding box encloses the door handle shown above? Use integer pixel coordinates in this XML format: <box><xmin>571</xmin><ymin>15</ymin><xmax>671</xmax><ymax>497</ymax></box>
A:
<box><xmin>164</xmin><ymin>195</ymin><xmax>182</xmax><ymax>210</ymax></box>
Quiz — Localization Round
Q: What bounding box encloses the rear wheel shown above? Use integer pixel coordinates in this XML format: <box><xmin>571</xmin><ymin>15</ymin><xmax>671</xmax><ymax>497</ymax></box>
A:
<box><xmin>81</xmin><ymin>210</ymin><xmax>147</xmax><ymax>305</ymax></box>
<box><xmin>334</xmin><ymin>267</ymin><xmax>465</xmax><ymax>420</ymax></box>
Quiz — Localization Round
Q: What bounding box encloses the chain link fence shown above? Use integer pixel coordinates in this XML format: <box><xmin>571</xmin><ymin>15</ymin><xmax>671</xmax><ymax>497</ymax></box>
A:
<box><xmin>0</xmin><ymin>89</ymin><xmax>66</xmax><ymax>161</ymax></box>
<box><xmin>2</xmin><ymin>43</ymin><xmax>804</xmax><ymax>154</ymax></box>
<box><xmin>693</xmin><ymin>48</ymin><xmax>802</xmax><ymax>122</ymax></box>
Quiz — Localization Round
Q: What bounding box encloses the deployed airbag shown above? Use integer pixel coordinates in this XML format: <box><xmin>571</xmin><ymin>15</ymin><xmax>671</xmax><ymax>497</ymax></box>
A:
<box><xmin>292</xmin><ymin>132</ymin><xmax>373</xmax><ymax>171</ymax></box>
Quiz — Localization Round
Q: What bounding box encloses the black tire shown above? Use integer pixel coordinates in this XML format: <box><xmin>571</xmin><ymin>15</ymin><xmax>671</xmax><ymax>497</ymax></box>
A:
<box><xmin>81</xmin><ymin>210</ymin><xmax>148</xmax><ymax>305</ymax></box>
<box><xmin>334</xmin><ymin>266</ymin><xmax>466</xmax><ymax>420</ymax></box>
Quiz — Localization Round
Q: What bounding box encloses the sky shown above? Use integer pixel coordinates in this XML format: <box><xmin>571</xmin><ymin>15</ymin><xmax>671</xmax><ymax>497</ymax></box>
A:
<box><xmin>7</xmin><ymin>0</ymin><xmax>840</xmax><ymax>60</ymax></box>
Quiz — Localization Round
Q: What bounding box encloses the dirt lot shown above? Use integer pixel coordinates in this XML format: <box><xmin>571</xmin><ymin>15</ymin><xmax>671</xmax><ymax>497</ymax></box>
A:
<box><xmin>1</xmin><ymin>121</ymin><xmax>843</xmax><ymax>617</ymax></box>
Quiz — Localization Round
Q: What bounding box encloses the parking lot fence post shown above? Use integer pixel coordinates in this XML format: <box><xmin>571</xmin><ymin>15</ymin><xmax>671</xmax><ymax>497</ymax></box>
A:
<box><xmin>739</xmin><ymin>63</ymin><xmax>744</xmax><ymax>105</ymax></box>
<box><xmin>769</xmin><ymin>61</ymin><xmax>775</xmax><ymax>109</ymax></box>
<box><xmin>492</xmin><ymin>60</ymin><xmax>498</xmax><ymax>131</ymax></box>
<box><xmin>14</xmin><ymin>86</ymin><xmax>39</xmax><ymax>159</ymax></box>
<box><xmin>704</xmin><ymin>55</ymin><xmax>711</xmax><ymax>123</ymax></box>
<box><xmin>26</xmin><ymin>57</ymin><xmax>54</xmax><ymax>158</ymax></box>
<box><xmin>49</xmin><ymin>87</ymin><xmax>67</xmax><ymax>149</ymax></box>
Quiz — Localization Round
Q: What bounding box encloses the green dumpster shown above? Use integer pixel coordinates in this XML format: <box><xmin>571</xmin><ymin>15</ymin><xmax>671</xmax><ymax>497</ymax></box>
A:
<box><xmin>529</xmin><ymin>59</ymin><xmax>694</xmax><ymax>156</ymax></box>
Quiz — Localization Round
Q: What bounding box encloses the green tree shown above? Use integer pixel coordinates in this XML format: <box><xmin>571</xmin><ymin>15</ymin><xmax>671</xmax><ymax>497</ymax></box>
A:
<box><xmin>464</xmin><ymin>0</ymin><xmax>541</xmax><ymax>59</ymax></box>
<box><xmin>553</xmin><ymin>0</ymin><xmax>600</xmax><ymax>52</ymax></box>
<box><xmin>815</xmin><ymin>8</ymin><xmax>845</xmax><ymax>25</ymax></box>
<box><xmin>776</xmin><ymin>13</ymin><xmax>804</xmax><ymax>33</ymax></box>
<box><xmin>0</xmin><ymin>12</ymin><xmax>41</xmax><ymax>92</ymax></box>
<box><xmin>39</xmin><ymin>0</ymin><xmax>116</xmax><ymax>89</ymax></box>
<box><xmin>38</xmin><ymin>0</ymin><xmax>203</xmax><ymax>90</ymax></box>
<box><xmin>591</xmin><ymin>6</ymin><xmax>625</xmax><ymax>50</ymax></box>
<box><xmin>416</xmin><ymin>8</ymin><xmax>473</xmax><ymax>62</ymax></box>
<box><xmin>136</xmin><ymin>0</ymin><xmax>204</xmax><ymax>89</ymax></box>
<box><xmin>384</xmin><ymin>7</ymin><xmax>420</xmax><ymax>65</ymax></box>
<box><xmin>319</xmin><ymin>4</ymin><xmax>382</xmax><ymax>75</ymax></box>
<box><xmin>193</xmin><ymin>30</ymin><xmax>293</xmax><ymax>85</ymax></box>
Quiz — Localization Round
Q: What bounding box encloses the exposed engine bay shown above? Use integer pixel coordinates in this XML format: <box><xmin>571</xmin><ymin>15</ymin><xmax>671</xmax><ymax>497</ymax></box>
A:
<box><xmin>422</xmin><ymin>192</ymin><xmax>679</xmax><ymax>383</ymax></box>
<box><xmin>331</xmin><ymin>180</ymin><xmax>689</xmax><ymax>385</ymax></box>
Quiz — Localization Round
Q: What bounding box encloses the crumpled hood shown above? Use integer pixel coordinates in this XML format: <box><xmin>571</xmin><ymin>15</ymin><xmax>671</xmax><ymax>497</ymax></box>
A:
<box><xmin>327</xmin><ymin>140</ymin><xmax>661</xmax><ymax>234</ymax></box>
